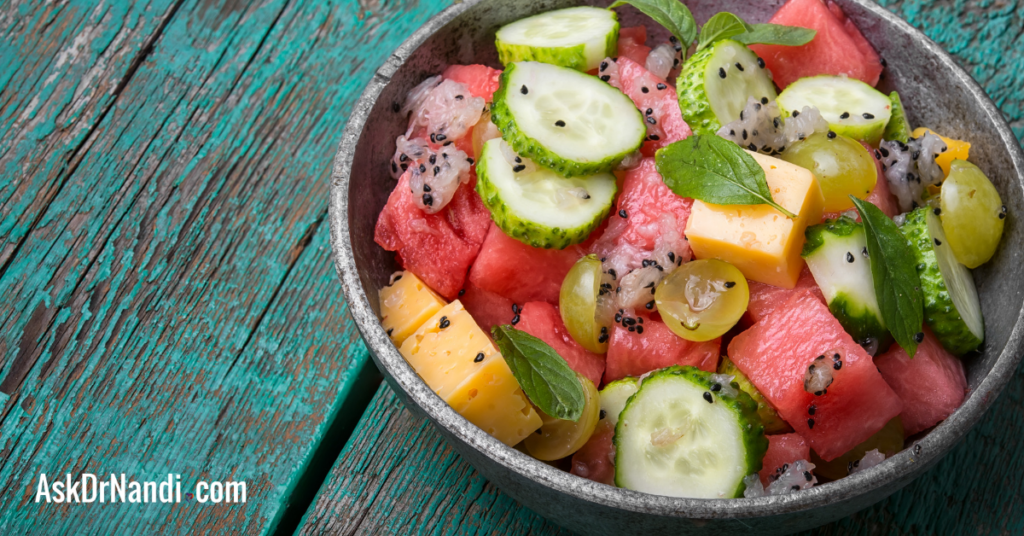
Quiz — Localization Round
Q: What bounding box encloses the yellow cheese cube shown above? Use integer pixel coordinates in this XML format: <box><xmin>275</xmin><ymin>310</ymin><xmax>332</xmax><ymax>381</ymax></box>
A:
<box><xmin>912</xmin><ymin>127</ymin><xmax>970</xmax><ymax>177</ymax></box>
<box><xmin>685</xmin><ymin>151</ymin><xmax>824</xmax><ymax>288</ymax></box>
<box><xmin>400</xmin><ymin>301</ymin><xmax>542</xmax><ymax>445</ymax></box>
<box><xmin>379</xmin><ymin>271</ymin><xmax>446</xmax><ymax>346</ymax></box>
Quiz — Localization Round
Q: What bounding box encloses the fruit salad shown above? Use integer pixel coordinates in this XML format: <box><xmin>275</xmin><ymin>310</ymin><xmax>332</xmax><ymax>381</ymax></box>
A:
<box><xmin>372</xmin><ymin>0</ymin><xmax>1002</xmax><ymax>500</ymax></box>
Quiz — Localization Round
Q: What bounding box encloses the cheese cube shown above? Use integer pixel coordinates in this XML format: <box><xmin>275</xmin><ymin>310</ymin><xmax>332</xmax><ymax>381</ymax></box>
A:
<box><xmin>400</xmin><ymin>301</ymin><xmax>542</xmax><ymax>445</ymax></box>
<box><xmin>685</xmin><ymin>152</ymin><xmax>824</xmax><ymax>288</ymax></box>
<box><xmin>379</xmin><ymin>271</ymin><xmax>446</xmax><ymax>346</ymax></box>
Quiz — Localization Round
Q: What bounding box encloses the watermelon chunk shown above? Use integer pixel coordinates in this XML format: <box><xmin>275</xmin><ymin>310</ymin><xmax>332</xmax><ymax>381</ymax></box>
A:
<box><xmin>375</xmin><ymin>172</ymin><xmax>491</xmax><ymax>300</ymax></box>
<box><xmin>750</xmin><ymin>0</ymin><xmax>883</xmax><ymax>89</ymax></box>
<box><xmin>759</xmin><ymin>433</ymin><xmax>811</xmax><ymax>487</ymax></box>
<box><xmin>617</xmin><ymin>57</ymin><xmax>692</xmax><ymax>157</ymax></box>
<box><xmin>442</xmin><ymin>64</ymin><xmax>502</xmax><ymax>102</ymax></box>
<box><xmin>468</xmin><ymin>225</ymin><xmax>583</xmax><ymax>305</ymax></box>
<box><xmin>570</xmin><ymin>420</ymin><xmax>615</xmax><ymax>485</ymax></box>
<box><xmin>516</xmin><ymin>302</ymin><xmax>605</xmax><ymax>387</ymax></box>
<box><xmin>728</xmin><ymin>291</ymin><xmax>903</xmax><ymax>460</ymax></box>
<box><xmin>875</xmin><ymin>328</ymin><xmax>968</xmax><ymax>437</ymax></box>
<box><xmin>605</xmin><ymin>313</ymin><xmax>720</xmax><ymax>383</ymax></box>
<box><xmin>745</xmin><ymin>266</ymin><xmax>825</xmax><ymax>325</ymax></box>
<box><xmin>617</xmin><ymin>26</ymin><xmax>650</xmax><ymax>66</ymax></box>
<box><xmin>823</xmin><ymin>142</ymin><xmax>899</xmax><ymax>221</ymax></box>
<box><xmin>460</xmin><ymin>281</ymin><xmax>515</xmax><ymax>333</ymax></box>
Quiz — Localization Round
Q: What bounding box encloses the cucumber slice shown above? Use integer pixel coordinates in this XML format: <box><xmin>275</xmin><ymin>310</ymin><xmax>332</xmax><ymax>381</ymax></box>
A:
<box><xmin>802</xmin><ymin>216</ymin><xmax>891</xmax><ymax>350</ymax></box>
<box><xmin>883</xmin><ymin>91</ymin><xmax>912</xmax><ymax>143</ymax></box>
<box><xmin>491</xmin><ymin>61</ymin><xmax>646</xmax><ymax>177</ymax></box>
<box><xmin>718</xmin><ymin>357</ymin><xmax>791</xmax><ymax>435</ymax></box>
<box><xmin>614</xmin><ymin>366</ymin><xmax>767</xmax><ymax>498</ymax></box>
<box><xmin>677</xmin><ymin>39</ymin><xmax>777</xmax><ymax>136</ymax></box>
<box><xmin>599</xmin><ymin>377</ymin><xmax>639</xmax><ymax>428</ymax></box>
<box><xmin>777</xmin><ymin>75</ymin><xmax>892</xmax><ymax>145</ymax></box>
<box><xmin>476</xmin><ymin>138</ymin><xmax>617</xmax><ymax>249</ymax></box>
<box><xmin>496</xmin><ymin>7</ymin><xmax>619</xmax><ymax>72</ymax></box>
<box><xmin>901</xmin><ymin>208</ymin><xmax>984</xmax><ymax>355</ymax></box>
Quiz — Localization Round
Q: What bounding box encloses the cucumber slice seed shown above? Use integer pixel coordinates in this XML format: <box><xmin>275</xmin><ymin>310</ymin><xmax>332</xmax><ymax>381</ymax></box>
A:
<box><xmin>901</xmin><ymin>208</ymin><xmax>984</xmax><ymax>355</ymax></box>
<box><xmin>802</xmin><ymin>217</ymin><xmax>891</xmax><ymax>351</ymax></box>
<box><xmin>491</xmin><ymin>61</ymin><xmax>646</xmax><ymax>177</ymax></box>
<box><xmin>476</xmin><ymin>139</ymin><xmax>617</xmax><ymax>249</ymax></box>
<box><xmin>678</xmin><ymin>39</ymin><xmax>777</xmax><ymax>136</ymax></box>
<box><xmin>777</xmin><ymin>75</ymin><xmax>892</xmax><ymax>145</ymax></box>
<box><xmin>496</xmin><ymin>6</ymin><xmax>619</xmax><ymax>72</ymax></box>
<box><xmin>598</xmin><ymin>377</ymin><xmax>639</xmax><ymax>428</ymax></box>
<box><xmin>614</xmin><ymin>366</ymin><xmax>767</xmax><ymax>499</ymax></box>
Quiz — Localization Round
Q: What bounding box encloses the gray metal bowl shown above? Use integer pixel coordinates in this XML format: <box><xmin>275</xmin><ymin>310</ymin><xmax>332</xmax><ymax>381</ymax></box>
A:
<box><xmin>329</xmin><ymin>1</ymin><xmax>1024</xmax><ymax>533</ymax></box>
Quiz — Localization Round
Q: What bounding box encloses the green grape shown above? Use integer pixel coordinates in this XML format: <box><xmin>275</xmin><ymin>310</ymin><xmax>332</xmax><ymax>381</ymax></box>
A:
<box><xmin>559</xmin><ymin>254</ymin><xmax>608</xmax><ymax>353</ymax></box>
<box><xmin>525</xmin><ymin>375</ymin><xmax>601</xmax><ymax>461</ymax></box>
<box><xmin>940</xmin><ymin>159</ymin><xmax>1005</xmax><ymax>268</ymax></box>
<box><xmin>780</xmin><ymin>131</ymin><xmax>877</xmax><ymax>212</ymax></box>
<box><xmin>719</xmin><ymin>357</ymin><xmax>791</xmax><ymax>434</ymax></box>
<box><xmin>811</xmin><ymin>416</ymin><xmax>904</xmax><ymax>480</ymax></box>
<box><xmin>655</xmin><ymin>259</ymin><xmax>749</xmax><ymax>342</ymax></box>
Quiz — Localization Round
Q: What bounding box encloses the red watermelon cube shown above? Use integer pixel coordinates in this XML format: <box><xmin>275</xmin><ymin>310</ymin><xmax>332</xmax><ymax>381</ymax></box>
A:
<box><xmin>468</xmin><ymin>225</ymin><xmax>582</xmax><ymax>305</ymax></box>
<box><xmin>459</xmin><ymin>281</ymin><xmax>515</xmax><ymax>333</ymax></box>
<box><xmin>617</xmin><ymin>57</ymin><xmax>692</xmax><ymax>157</ymax></box>
<box><xmin>745</xmin><ymin>266</ymin><xmax>825</xmax><ymax>325</ymax></box>
<box><xmin>375</xmin><ymin>171</ymin><xmax>491</xmax><ymax>300</ymax></box>
<box><xmin>750</xmin><ymin>0</ymin><xmax>883</xmax><ymax>89</ymax></box>
<box><xmin>516</xmin><ymin>302</ymin><xmax>605</xmax><ymax>387</ymax></box>
<box><xmin>617</xmin><ymin>26</ymin><xmax>651</xmax><ymax>66</ymax></box>
<box><xmin>442</xmin><ymin>64</ymin><xmax>502</xmax><ymax>102</ymax></box>
<box><xmin>605</xmin><ymin>313</ymin><xmax>720</xmax><ymax>383</ymax></box>
<box><xmin>759</xmin><ymin>433</ymin><xmax>811</xmax><ymax>486</ymax></box>
<box><xmin>571</xmin><ymin>420</ymin><xmax>615</xmax><ymax>485</ymax></box>
<box><xmin>875</xmin><ymin>328</ymin><xmax>968</xmax><ymax>437</ymax></box>
<box><xmin>728</xmin><ymin>291</ymin><xmax>903</xmax><ymax>461</ymax></box>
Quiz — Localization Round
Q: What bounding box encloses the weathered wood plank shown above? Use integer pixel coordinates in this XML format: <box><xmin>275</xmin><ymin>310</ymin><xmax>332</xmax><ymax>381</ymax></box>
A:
<box><xmin>300</xmin><ymin>1</ymin><xmax>1024</xmax><ymax>534</ymax></box>
<box><xmin>299</xmin><ymin>384</ymin><xmax>578</xmax><ymax>536</ymax></box>
<box><xmin>0</xmin><ymin>0</ymin><xmax>181</xmax><ymax>269</ymax></box>
<box><xmin>0</xmin><ymin>0</ymin><xmax>440</xmax><ymax>533</ymax></box>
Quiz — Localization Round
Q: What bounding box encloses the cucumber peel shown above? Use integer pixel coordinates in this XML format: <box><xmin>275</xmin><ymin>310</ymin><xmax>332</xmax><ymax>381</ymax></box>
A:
<box><xmin>883</xmin><ymin>91</ymin><xmax>912</xmax><ymax>143</ymax></box>
<box><xmin>496</xmin><ymin>7</ymin><xmax>619</xmax><ymax>72</ymax></box>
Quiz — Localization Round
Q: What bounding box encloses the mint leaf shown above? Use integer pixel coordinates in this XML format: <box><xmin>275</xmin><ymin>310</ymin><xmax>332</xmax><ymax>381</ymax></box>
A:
<box><xmin>609</xmin><ymin>0</ymin><xmax>697</xmax><ymax>47</ymax></box>
<box><xmin>697</xmin><ymin>12</ymin><xmax>749</xmax><ymax>51</ymax></box>
<box><xmin>734</xmin><ymin>23</ymin><xmax>816</xmax><ymax>47</ymax></box>
<box><xmin>492</xmin><ymin>325</ymin><xmax>585</xmax><ymax>421</ymax></box>
<box><xmin>850</xmin><ymin>196</ymin><xmax>924</xmax><ymax>357</ymax></box>
<box><xmin>655</xmin><ymin>135</ymin><xmax>797</xmax><ymax>218</ymax></box>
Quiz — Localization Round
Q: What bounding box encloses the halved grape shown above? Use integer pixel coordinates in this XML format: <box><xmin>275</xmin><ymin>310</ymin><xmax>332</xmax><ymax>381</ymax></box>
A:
<box><xmin>655</xmin><ymin>259</ymin><xmax>749</xmax><ymax>342</ymax></box>
<box><xmin>780</xmin><ymin>132</ymin><xmax>876</xmax><ymax>212</ymax></box>
<box><xmin>524</xmin><ymin>374</ymin><xmax>601</xmax><ymax>461</ymax></box>
<box><xmin>560</xmin><ymin>254</ymin><xmax>609</xmax><ymax>353</ymax></box>
<box><xmin>940</xmin><ymin>159</ymin><xmax>1005</xmax><ymax>268</ymax></box>
<box><xmin>811</xmin><ymin>416</ymin><xmax>904</xmax><ymax>480</ymax></box>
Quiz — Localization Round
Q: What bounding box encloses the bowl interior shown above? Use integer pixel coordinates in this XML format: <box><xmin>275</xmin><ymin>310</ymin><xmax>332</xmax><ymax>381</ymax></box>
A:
<box><xmin>334</xmin><ymin>0</ymin><xmax>1024</xmax><ymax>527</ymax></box>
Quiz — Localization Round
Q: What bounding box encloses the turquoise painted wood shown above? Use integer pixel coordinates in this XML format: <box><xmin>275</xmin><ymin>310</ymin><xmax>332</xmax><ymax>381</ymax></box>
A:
<box><xmin>0</xmin><ymin>0</ymin><xmax>436</xmax><ymax>533</ymax></box>
<box><xmin>301</xmin><ymin>0</ymin><xmax>1024</xmax><ymax>534</ymax></box>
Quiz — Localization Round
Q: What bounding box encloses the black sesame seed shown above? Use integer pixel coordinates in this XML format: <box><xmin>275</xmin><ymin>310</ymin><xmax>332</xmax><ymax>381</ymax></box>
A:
<box><xmin>863</xmin><ymin>113</ymin><xmax>875</xmax><ymax>119</ymax></box>
<box><xmin>735</xmin><ymin>62</ymin><xmax>745</xmax><ymax>71</ymax></box>
<box><xmin>636</xmin><ymin>325</ymin><xmax>643</xmax><ymax>334</ymax></box>
<box><xmin>645</xmin><ymin>301</ymin><xmax>654</xmax><ymax>310</ymax></box>
<box><xmin>600</xmin><ymin>75</ymin><xmax>611</xmax><ymax>82</ymax></box>
<box><xmin>619</xmin><ymin>209</ymin><xmax>628</xmax><ymax>218</ymax></box>
<box><xmin>466</xmin><ymin>157</ymin><xmax>474</xmax><ymax>165</ymax></box>
<box><xmin>439</xmin><ymin>316</ymin><xmax>450</xmax><ymax>329</ymax></box>
<box><xmin>512</xmin><ymin>303</ymin><xmax>519</xmax><ymax>314</ymax></box>
<box><xmin>436</xmin><ymin>134</ymin><xmax>446</xmax><ymax>142</ymax></box>
<box><xmin>748</xmin><ymin>143</ymin><xmax>757</xmax><ymax>151</ymax></box>
<box><xmin>600</xmin><ymin>61</ymin><xmax>608</xmax><ymax>71</ymax></box>
<box><xmin>458</xmin><ymin>288</ymin><xmax>465</xmax><ymax>297</ymax></box>
<box><xmin>756</xmin><ymin>57</ymin><xmax>766</xmax><ymax>68</ymax></box>
<box><xmin>422</xmin><ymin>193</ymin><xmax>433</xmax><ymax>206</ymax></box>
<box><xmin>846</xmin><ymin>252</ymin><xmax>855</xmax><ymax>263</ymax></box>
<box><xmin>934</xmin><ymin>238</ymin><xmax>942</xmax><ymax>246</ymax></box>
<box><xmin>792</xmin><ymin>110</ymin><xmax>800</xmax><ymax>117</ymax></box>
<box><xmin>934</xmin><ymin>207</ymin><xmax>942</xmax><ymax>216</ymax></box>
<box><xmin>808</xmin><ymin>404</ymin><xmax>816</xmax><ymax>415</ymax></box>
<box><xmin>761</xmin><ymin>97</ymin><xmax>769</xmax><ymax>105</ymax></box>
<box><xmin>400</xmin><ymin>163</ymin><xmax>408</xmax><ymax>171</ymax></box>
<box><xmin>840</xmin><ymin>112</ymin><xmax>850</xmax><ymax>119</ymax></box>
<box><xmin>710</xmin><ymin>383</ymin><xmax>721</xmax><ymax>392</ymax></box>
<box><xmin>474</xmin><ymin>352</ymin><xmax>485</xmax><ymax>363</ymax></box>
<box><xmin>598</xmin><ymin>333</ymin><xmax>609</xmax><ymax>343</ymax></box>
<box><xmin>429</xmin><ymin>154</ymin><xmax>437</xmax><ymax>164</ymax></box>
<box><xmin>520</xmin><ymin>85</ymin><xmax>528</xmax><ymax>95</ymax></box>
<box><xmin>703</xmin><ymin>392</ymin><xmax>714</xmax><ymax>403</ymax></box>
<box><xmin>628</xmin><ymin>326</ymin><xmax>635</xmax><ymax>332</ymax></box>
<box><xmin>387</xmin><ymin>328</ymin><xmax>393</xmax><ymax>336</ymax></box>
<box><xmin>915</xmin><ymin>331</ymin><xmax>925</xmax><ymax>343</ymax></box>
<box><xmin>807</xmin><ymin>418</ymin><xmax>815</xmax><ymax>429</ymax></box>
<box><xmin>649</xmin><ymin>134</ymin><xmax>660</xmax><ymax>141</ymax></box>
<box><xmin>792</xmin><ymin>485</ymin><xmax>801</xmax><ymax>491</ymax></box>
<box><xmin>392</xmin><ymin>102</ymin><xmax>401</xmax><ymax>113</ymax></box>
<box><xmin>719</xmin><ymin>67</ymin><xmax>727</xmax><ymax>78</ymax></box>
<box><xmin>511</xmin><ymin>314</ymin><xmax>520</xmax><ymax>325</ymax></box>
<box><xmin>419</xmin><ymin>164</ymin><xmax>426</xmax><ymax>173</ymax></box>
<box><xmin>827</xmin><ymin>131</ymin><xmax>837</xmax><ymax>139</ymax></box>
<box><xmin>609</xmin><ymin>268</ymin><xmax>617</xmax><ymax>280</ymax></box>
<box><xmin>423</xmin><ymin>184</ymin><xmax>431</xmax><ymax>192</ymax></box>
<box><xmin>641</xmin><ymin>86</ymin><xmax>649</xmax><ymax>93</ymax></box>
<box><xmin>646</xmin><ymin>108</ymin><xmax>654</xmax><ymax>115</ymax></box>
<box><xmin>804</xmin><ymin>471</ymin><xmax>812</xmax><ymax>481</ymax></box>
<box><xmin>599</xmin><ymin>409</ymin><xmax>607</xmax><ymax>420</ymax></box>
<box><xmin>880</xmin><ymin>147</ymin><xmax>890</xmax><ymax>157</ymax></box>
<box><xmin>657</xmin><ymin>83</ymin><xmax>667</xmax><ymax>90</ymax></box>
<box><xmin>646</xmin><ymin>116</ymin><xmax>657</xmax><ymax>125</ymax></box>
<box><xmin>455</xmin><ymin>94</ymin><xmax>464</xmax><ymax>101</ymax></box>
<box><xmin>742</xmin><ymin>129</ymin><xmax>748</xmax><ymax>140</ymax></box>
<box><xmin>724</xmin><ymin>281</ymin><xmax>736</xmax><ymax>289</ymax></box>
<box><xmin>391</xmin><ymin>161</ymin><xmax>398</xmax><ymax>173</ymax></box>
<box><xmin>433</xmin><ymin>165</ymin><xmax>440</xmax><ymax>175</ymax></box>
<box><xmin>774</xmin><ymin>117</ymin><xmax>781</xmax><ymax>128</ymax></box>
<box><xmin>512</xmin><ymin>164</ymin><xmax>526</xmax><ymax>172</ymax></box>
<box><xmin>555</xmin><ymin>120</ymin><xmax>566</xmax><ymax>127</ymax></box>
<box><xmin>863</xmin><ymin>247</ymin><xmax>869</xmax><ymax>257</ymax></box>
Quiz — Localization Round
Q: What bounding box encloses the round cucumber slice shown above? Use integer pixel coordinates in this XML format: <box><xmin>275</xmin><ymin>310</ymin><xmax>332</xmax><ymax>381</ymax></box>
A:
<box><xmin>614</xmin><ymin>366</ymin><xmax>767</xmax><ymax>498</ymax></box>
<box><xmin>677</xmin><ymin>39</ymin><xmax>777</xmax><ymax>136</ymax></box>
<box><xmin>901</xmin><ymin>208</ymin><xmax>984</xmax><ymax>355</ymax></box>
<box><xmin>777</xmin><ymin>75</ymin><xmax>892</xmax><ymax>145</ymax></box>
<box><xmin>496</xmin><ymin>7</ymin><xmax>619</xmax><ymax>72</ymax></box>
<box><xmin>598</xmin><ymin>377</ymin><xmax>639</xmax><ymax>428</ymax></box>
<box><xmin>476</xmin><ymin>138</ymin><xmax>617</xmax><ymax>249</ymax></box>
<box><xmin>491</xmin><ymin>61</ymin><xmax>646</xmax><ymax>176</ymax></box>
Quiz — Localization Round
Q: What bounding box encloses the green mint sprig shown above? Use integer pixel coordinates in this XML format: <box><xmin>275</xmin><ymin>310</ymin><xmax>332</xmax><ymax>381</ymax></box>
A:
<box><xmin>492</xmin><ymin>325</ymin><xmax>585</xmax><ymax>421</ymax></box>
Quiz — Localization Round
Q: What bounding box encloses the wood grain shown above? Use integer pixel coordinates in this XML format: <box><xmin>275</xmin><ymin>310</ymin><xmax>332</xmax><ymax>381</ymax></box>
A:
<box><xmin>0</xmin><ymin>0</ymin><xmax>436</xmax><ymax>533</ymax></box>
<box><xmin>300</xmin><ymin>1</ymin><xmax>1024</xmax><ymax>535</ymax></box>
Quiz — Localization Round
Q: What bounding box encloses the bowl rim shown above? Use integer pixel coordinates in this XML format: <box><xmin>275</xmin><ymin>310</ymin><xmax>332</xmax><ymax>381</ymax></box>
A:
<box><xmin>329</xmin><ymin>0</ymin><xmax>1024</xmax><ymax>519</ymax></box>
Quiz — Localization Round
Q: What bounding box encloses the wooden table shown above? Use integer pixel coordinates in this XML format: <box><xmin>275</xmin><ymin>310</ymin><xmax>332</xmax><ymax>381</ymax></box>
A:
<box><xmin>0</xmin><ymin>0</ymin><xmax>1020</xmax><ymax>534</ymax></box>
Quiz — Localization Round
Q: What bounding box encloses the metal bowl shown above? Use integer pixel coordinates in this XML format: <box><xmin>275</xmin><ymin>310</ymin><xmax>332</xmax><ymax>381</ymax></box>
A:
<box><xmin>329</xmin><ymin>1</ymin><xmax>1024</xmax><ymax>533</ymax></box>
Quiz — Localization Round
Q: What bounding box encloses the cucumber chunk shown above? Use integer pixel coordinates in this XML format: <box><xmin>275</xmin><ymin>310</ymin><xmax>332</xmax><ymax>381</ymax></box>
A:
<box><xmin>777</xmin><ymin>75</ymin><xmax>892</xmax><ymax>145</ymax></box>
<box><xmin>599</xmin><ymin>377</ymin><xmax>639</xmax><ymax>428</ymax></box>
<box><xmin>883</xmin><ymin>91</ymin><xmax>912</xmax><ymax>143</ymax></box>
<box><xmin>476</xmin><ymin>138</ymin><xmax>617</xmax><ymax>249</ymax></box>
<box><xmin>678</xmin><ymin>39</ymin><xmax>777</xmax><ymax>136</ymax></box>
<box><xmin>718</xmin><ymin>357</ymin><xmax>791</xmax><ymax>434</ymax></box>
<box><xmin>802</xmin><ymin>216</ymin><xmax>891</xmax><ymax>351</ymax></box>
<box><xmin>901</xmin><ymin>208</ymin><xmax>984</xmax><ymax>355</ymax></box>
<box><xmin>491</xmin><ymin>61</ymin><xmax>646</xmax><ymax>177</ymax></box>
<box><xmin>614</xmin><ymin>366</ymin><xmax>767</xmax><ymax>498</ymax></box>
<box><xmin>496</xmin><ymin>7</ymin><xmax>619</xmax><ymax>72</ymax></box>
